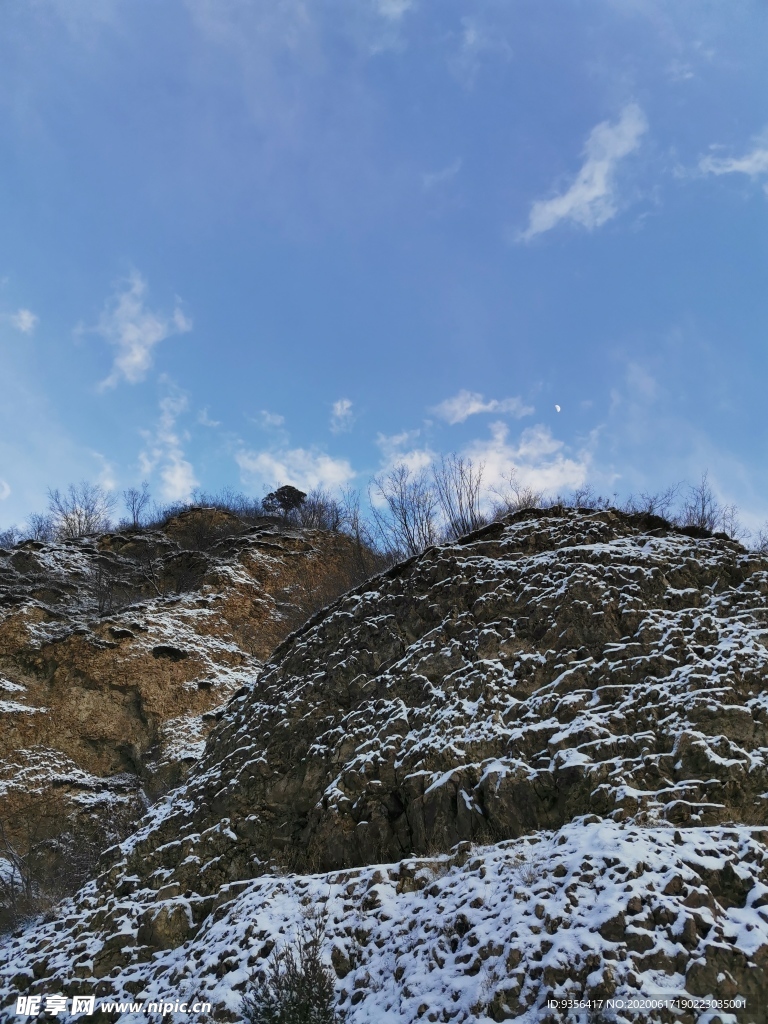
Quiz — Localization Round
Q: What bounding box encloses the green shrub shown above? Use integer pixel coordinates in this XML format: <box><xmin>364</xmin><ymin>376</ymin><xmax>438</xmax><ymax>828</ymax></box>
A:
<box><xmin>242</xmin><ymin>916</ymin><xmax>343</xmax><ymax>1024</ymax></box>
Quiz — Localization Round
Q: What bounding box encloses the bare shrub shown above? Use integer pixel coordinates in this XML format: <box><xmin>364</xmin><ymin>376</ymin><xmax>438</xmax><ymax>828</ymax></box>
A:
<box><xmin>621</xmin><ymin>484</ymin><xmax>680</xmax><ymax>520</ymax></box>
<box><xmin>491</xmin><ymin>470</ymin><xmax>544</xmax><ymax>518</ymax></box>
<box><xmin>171</xmin><ymin>509</ymin><xmax>243</xmax><ymax>552</ymax></box>
<box><xmin>433</xmin><ymin>453</ymin><xmax>486</xmax><ymax>540</ymax></box>
<box><xmin>164</xmin><ymin>551</ymin><xmax>209</xmax><ymax>593</ymax></box>
<box><xmin>241</xmin><ymin>913</ymin><xmax>343</xmax><ymax>1024</ymax></box>
<box><xmin>566</xmin><ymin>484</ymin><xmax>614</xmax><ymax>510</ymax></box>
<box><xmin>47</xmin><ymin>482</ymin><xmax>116</xmax><ymax>540</ymax></box>
<box><xmin>512</xmin><ymin>847</ymin><xmax>540</xmax><ymax>887</ymax></box>
<box><xmin>0</xmin><ymin>801</ymin><xmax>137</xmax><ymax>932</ymax></box>
<box><xmin>678</xmin><ymin>471</ymin><xmax>722</xmax><ymax>532</ymax></box>
<box><xmin>88</xmin><ymin>559</ymin><xmax>138</xmax><ymax>614</ymax></box>
<box><xmin>128</xmin><ymin>538</ymin><xmax>167</xmax><ymax>597</ymax></box>
<box><xmin>200</xmin><ymin>487</ymin><xmax>265</xmax><ymax>524</ymax></box>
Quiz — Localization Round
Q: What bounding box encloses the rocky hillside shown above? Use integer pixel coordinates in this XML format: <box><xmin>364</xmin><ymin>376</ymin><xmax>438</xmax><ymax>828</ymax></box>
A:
<box><xmin>2</xmin><ymin>507</ymin><xmax>768</xmax><ymax>1022</ymax></box>
<box><xmin>0</xmin><ymin>508</ymin><xmax>368</xmax><ymax>924</ymax></box>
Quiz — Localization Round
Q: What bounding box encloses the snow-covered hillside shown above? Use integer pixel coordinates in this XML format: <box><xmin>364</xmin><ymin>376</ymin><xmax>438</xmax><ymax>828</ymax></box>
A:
<box><xmin>2</xmin><ymin>507</ymin><xmax>767</xmax><ymax>1022</ymax></box>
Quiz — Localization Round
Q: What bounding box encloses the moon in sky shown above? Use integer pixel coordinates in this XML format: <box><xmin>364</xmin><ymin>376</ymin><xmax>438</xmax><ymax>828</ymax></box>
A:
<box><xmin>555</xmin><ymin>404</ymin><xmax>561</xmax><ymax>412</ymax></box>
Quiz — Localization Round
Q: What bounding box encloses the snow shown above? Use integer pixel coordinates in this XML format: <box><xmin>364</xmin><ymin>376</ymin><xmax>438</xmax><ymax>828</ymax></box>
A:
<box><xmin>2</xmin><ymin>820</ymin><xmax>766</xmax><ymax>1023</ymax></box>
<box><xmin>3</xmin><ymin>510</ymin><xmax>768</xmax><ymax>1021</ymax></box>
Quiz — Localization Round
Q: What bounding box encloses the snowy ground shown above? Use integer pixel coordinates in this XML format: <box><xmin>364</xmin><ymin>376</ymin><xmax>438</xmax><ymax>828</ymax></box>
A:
<box><xmin>1</xmin><ymin>819</ymin><xmax>766</xmax><ymax>1023</ymax></box>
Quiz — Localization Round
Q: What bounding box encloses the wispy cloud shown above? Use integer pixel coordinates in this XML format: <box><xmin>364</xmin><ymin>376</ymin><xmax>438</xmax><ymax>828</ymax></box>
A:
<box><xmin>237</xmin><ymin>446</ymin><xmax>355</xmax><ymax>492</ymax></box>
<box><xmin>90</xmin><ymin>451</ymin><xmax>117</xmax><ymax>491</ymax></box>
<box><xmin>198</xmin><ymin>407</ymin><xmax>221</xmax><ymax>428</ymax></box>
<box><xmin>330</xmin><ymin>398</ymin><xmax>354</xmax><ymax>434</ymax></box>
<box><xmin>10</xmin><ymin>308</ymin><xmax>39</xmax><ymax>334</ymax></box>
<box><xmin>422</xmin><ymin>158</ymin><xmax>461</xmax><ymax>191</ymax></box>
<box><xmin>667</xmin><ymin>60</ymin><xmax>694</xmax><ymax>82</ymax></box>
<box><xmin>86</xmin><ymin>271</ymin><xmax>192</xmax><ymax>389</ymax></box>
<box><xmin>449</xmin><ymin>16</ymin><xmax>513</xmax><ymax>87</ymax></box>
<box><xmin>699</xmin><ymin>135</ymin><xmax>768</xmax><ymax>186</ymax></box>
<box><xmin>520</xmin><ymin>104</ymin><xmax>648</xmax><ymax>242</ymax></box>
<box><xmin>374</xmin><ymin>0</ymin><xmax>413</xmax><ymax>20</ymax></box>
<box><xmin>139</xmin><ymin>389</ymin><xmax>199</xmax><ymax>501</ymax></box>
<box><xmin>431</xmin><ymin>389</ymin><xmax>534</xmax><ymax>425</ymax></box>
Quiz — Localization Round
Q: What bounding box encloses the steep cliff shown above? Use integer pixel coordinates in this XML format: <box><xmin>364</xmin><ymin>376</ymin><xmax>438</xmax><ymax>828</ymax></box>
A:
<box><xmin>0</xmin><ymin>509</ymin><xmax>367</xmax><ymax>923</ymax></box>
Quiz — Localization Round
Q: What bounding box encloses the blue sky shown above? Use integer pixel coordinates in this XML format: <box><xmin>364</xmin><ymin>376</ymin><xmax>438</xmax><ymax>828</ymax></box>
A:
<box><xmin>1</xmin><ymin>0</ymin><xmax>767</xmax><ymax>529</ymax></box>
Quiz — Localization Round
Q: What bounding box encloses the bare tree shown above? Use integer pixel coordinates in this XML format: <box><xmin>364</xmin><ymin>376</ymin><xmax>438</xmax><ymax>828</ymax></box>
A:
<box><xmin>123</xmin><ymin>482</ymin><xmax>151</xmax><ymax>528</ymax></box>
<box><xmin>0</xmin><ymin>802</ymin><xmax>138</xmax><ymax>932</ymax></box>
<box><xmin>432</xmin><ymin>454</ymin><xmax>486</xmax><ymax>540</ymax></box>
<box><xmin>754</xmin><ymin>523</ymin><xmax>768</xmax><ymax>554</ymax></box>
<box><xmin>720</xmin><ymin>503</ymin><xmax>749</xmax><ymax>542</ymax></box>
<box><xmin>369</xmin><ymin>464</ymin><xmax>439</xmax><ymax>558</ymax></box>
<box><xmin>130</xmin><ymin>539</ymin><xmax>166</xmax><ymax>597</ymax></box>
<box><xmin>0</xmin><ymin>526</ymin><xmax>21</xmax><ymax>548</ymax></box>
<box><xmin>47</xmin><ymin>482</ymin><xmax>116</xmax><ymax>540</ymax></box>
<box><xmin>25</xmin><ymin>513</ymin><xmax>55</xmax><ymax>543</ymax></box>
<box><xmin>491</xmin><ymin>470</ymin><xmax>544</xmax><ymax>518</ymax></box>
<box><xmin>339</xmin><ymin>488</ymin><xmax>393</xmax><ymax>576</ymax></box>
<box><xmin>296</xmin><ymin>489</ymin><xmax>345</xmax><ymax>532</ymax></box>
<box><xmin>679</xmin><ymin>472</ymin><xmax>722</xmax><ymax>532</ymax></box>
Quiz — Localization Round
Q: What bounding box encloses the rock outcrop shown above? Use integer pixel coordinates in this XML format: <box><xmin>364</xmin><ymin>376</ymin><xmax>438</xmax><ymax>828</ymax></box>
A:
<box><xmin>2</xmin><ymin>507</ymin><xmax>768</xmax><ymax>1022</ymax></box>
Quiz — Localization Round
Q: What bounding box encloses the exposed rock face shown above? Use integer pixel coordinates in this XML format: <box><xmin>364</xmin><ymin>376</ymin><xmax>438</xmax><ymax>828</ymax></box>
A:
<box><xmin>0</xmin><ymin>511</ymin><xmax>367</xmax><ymax>904</ymax></box>
<box><xmin>2</xmin><ymin>507</ymin><xmax>768</xmax><ymax>1021</ymax></box>
<box><xmin>116</xmin><ymin>506</ymin><xmax>768</xmax><ymax>873</ymax></box>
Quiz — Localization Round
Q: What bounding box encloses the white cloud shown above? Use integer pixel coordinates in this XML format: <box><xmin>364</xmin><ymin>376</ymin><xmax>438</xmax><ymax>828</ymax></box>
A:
<box><xmin>139</xmin><ymin>390</ymin><xmax>199</xmax><ymax>501</ymax></box>
<box><xmin>699</xmin><ymin>139</ymin><xmax>768</xmax><ymax>181</ymax></box>
<box><xmin>90</xmin><ymin>451</ymin><xmax>116</xmax><ymax>491</ymax></box>
<box><xmin>520</xmin><ymin>104</ymin><xmax>648</xmax><ymax>242</ymax></box>
<box><xmin>465</xmin><ymin>421</ymin><xmax>591</xmax><ymax>496</ymax></box>
<box><xmin>375</xmin><ymin>429</ymin><xmax>435</xmax><ymax>473</ymax></box>
<box><xmin>237</xmin><ymin>446</ymin><xmax>355</xmax><ymax>492</ymax></box>
<box><xmin>431</xmin><ymin>389</ymin><xmax>534</xmax><ymax>425</ymax></box>
<box><xmin>422</xmin><ymin>158</ymin><xmax>461</xmax><ymax>191</ymax></box>
<box><xmin>258</xmin><ymin>410</ymin><xmax>286</xmax><ymax>429</ymax></box>
<box><xmin>0</xmin><ymin>479</ymin><xmax>10</xmax><ymax>502</ymax></box>
<box><xmin>10</xmin><ymin>309</ymin><xmax>39</xmax><ymax>334</ymax></box>
<box><xmin>87</xmin><ymin>271</ymin><xmax>192</xmax><ymax>389</ymax></box>
<box><xmin>330</xmin><ymin>398</ymin><xmax>354</xmax><ymax>434</ymax></box>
